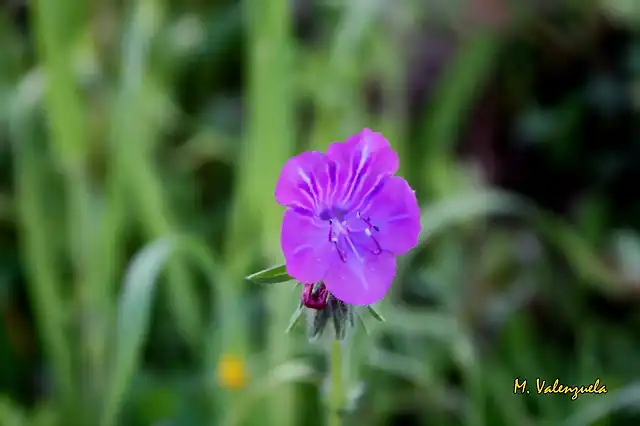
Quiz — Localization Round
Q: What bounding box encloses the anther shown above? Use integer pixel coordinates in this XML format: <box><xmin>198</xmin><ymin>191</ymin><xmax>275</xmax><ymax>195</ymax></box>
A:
<box><xmin>369</xmin><ymin>236</ymin><xmax>383</xmax><ymax>255</ymax></box>
<box><xmin>360</xmin><ymin>214</ymin><xmax>380</xmax><ymax>232</ymax></box>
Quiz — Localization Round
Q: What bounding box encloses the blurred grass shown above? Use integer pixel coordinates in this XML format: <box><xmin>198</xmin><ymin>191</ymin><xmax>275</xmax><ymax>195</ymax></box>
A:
<box><xmin>0</xmin><ymin>0</ymin><xmax>639</xmax><ymax>426</ymax></box>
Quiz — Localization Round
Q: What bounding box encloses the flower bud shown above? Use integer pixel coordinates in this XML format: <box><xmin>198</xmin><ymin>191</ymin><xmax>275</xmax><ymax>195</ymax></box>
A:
<box><xmin>301</xmin><ymin>282</ymin><xmax>329</xmax><ymax>310</ymax></box>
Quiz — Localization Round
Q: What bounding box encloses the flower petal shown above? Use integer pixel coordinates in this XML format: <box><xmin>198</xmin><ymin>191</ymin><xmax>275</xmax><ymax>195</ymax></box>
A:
<box><xmin>275</xmin><ymin>151</ymin><xmax>327</xmax><ymax>214</ymax></box>
<box><xmin>362</xmin><ymin>176</ymin><xmax>421</xmax><ymax>255</ymax></box>
<box><xmin>325</xmin><ymin>129</ymin><xmax>399</xmax><ymax>211</ymax></box>
<box><xmin>323</xmin><ymin>250</ymin><xmax>396</xmax><ymax>305</ymax></box>
<box><xmin>281</xmin><ymin>209</ymin><xmax>333</xmax><ymax>284</ymax></box>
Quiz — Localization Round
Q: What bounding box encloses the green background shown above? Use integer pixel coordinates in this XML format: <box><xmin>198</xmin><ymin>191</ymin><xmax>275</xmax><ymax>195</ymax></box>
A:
<box><xmin>0</xmin><ymin>0</ymin><xmax>638</xmax><ymax>425</ymax></box>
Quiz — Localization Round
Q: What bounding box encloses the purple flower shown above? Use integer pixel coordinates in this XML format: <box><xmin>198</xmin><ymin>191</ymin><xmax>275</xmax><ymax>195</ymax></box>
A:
<box><xmin>275</xmin><ymin>129</ymin><xmax>421</xmax><ymax>305</ymax></box>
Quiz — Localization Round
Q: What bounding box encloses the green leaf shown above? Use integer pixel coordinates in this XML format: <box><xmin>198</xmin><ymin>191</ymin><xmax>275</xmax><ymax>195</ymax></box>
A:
<box><xmin>245</xmin><ymin>264</ymin><xmax>293</xmax><ymax>284</ymax></box>
<box><xmin>366</xmin><ymin>305</ymin><xmax>385</xmax><ymax>322</ymax></box>
<box><xmin>401</xmin><ymin>188</ymin><xmax>626</xmax><ymax>296</ymax></box>
<box><xmin>561</xmin><ymin>382</ymin><xmax>640</xmax><ymax>426</ymax></box>
<box><xmin>330</xmin><ymin>299</ymin><xmax>350</xmax><ymax>340</ymax></box>
<box><xmin>355</xmin><ymin>311</ymin><xmax>370</xmax><ymax>335</ymax></box>
<box><xmin>285</xmin><ymin>306</ymin><xmax>304</xmax><ymax>333</ymax></box>
<box><xmin>101</xmin><ymin>235</ymin><xmax>224</xmax><ymax>426</ymax></box>
<box><xmin>308</xmin><ymin>306</ymin><xmax>332</xmax><ymax>342</ymax></box>
<box><xmin>102</xmin><ymin>237</ymin><xmax>173</xmax><ymax>426</ymax></box>
<box><xmin>223</xmin><ymin>360</ymin><xmax>315</xmax><ymax>426</ymax></box>
<box><xmin>611</xmin><ymin>230</ymin><xmax>640</xmax><ymax>282</ymax></box>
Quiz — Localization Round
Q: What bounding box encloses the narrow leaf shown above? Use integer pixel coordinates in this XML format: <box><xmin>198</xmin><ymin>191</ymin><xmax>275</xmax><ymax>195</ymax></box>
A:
<box><xmin>101</xmin><ymin>237</ymin><xmax>174</xmax><ymax>426</ymax></box>
<box><xmin>561</xmin><ymin>382</ymin><xmax>640</xmax><ymax>426</ymax></box>
<box><xmin>330</xmin><ymin>299</ymin><xmax>350</xmax><ymax>340</ymax></box>
<box><xmin>308</xmin><ymin>308</ymin><xmax>331</xmax><ymax>341</ymax></box>
<box><xmin>285</xmin><ymin>306</ymin><xmax>304</xmax><ymax>334</ymax></box>
<box><xmin>101</xmin><ymin>235</ymin><xmax>224</xmax><ymax>426</ymax></box>
<box><xmin>356</xmin><ymin>311</ymin><xmax>370</xmax><ymax>335</ymax></box>
<box><xmin>367</xmin><ymin>305</ymin><xmax>386</xmax><ymax>322</ymax></box>
<box><xmin>246</xmin><ymin>264</ymin><xmax>293</xmax><ymax>284</ymax></box>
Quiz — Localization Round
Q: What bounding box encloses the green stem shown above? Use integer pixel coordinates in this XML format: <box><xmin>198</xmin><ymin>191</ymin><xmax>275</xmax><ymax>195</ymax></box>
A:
<box><xmin>328</xmin><ymin>339</ymin><xmax>345</xmax><ymax>426</ymax></box>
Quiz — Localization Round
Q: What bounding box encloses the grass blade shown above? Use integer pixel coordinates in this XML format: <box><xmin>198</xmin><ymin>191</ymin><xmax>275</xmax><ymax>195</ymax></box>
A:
<box><xmin>9</xmin><ymin>87</ymin><xmax>76</xmax><ymax>418</ymax></box>
<box><xmin>113</xmin><ymin>0</ymin><xmax>204</xmax><ymax>348</ymax></box>
<box><xmin>100</xmin><ymin>237</ymin><xmax>173</xmax><ymax>426</ymax></box>
<box><xmin>101</xmin><ymin>235</ymin><xmax>224</xmax><ymax>426</ymax></box>
<box><xmin>562</xmin><ymin>382</ymin><xmax>640</xmax><ymax>426</ymax></box>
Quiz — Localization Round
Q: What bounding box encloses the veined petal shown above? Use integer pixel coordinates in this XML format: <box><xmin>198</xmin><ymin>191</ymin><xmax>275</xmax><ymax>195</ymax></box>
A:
<box><xmin>326</xmin><ymin>129</ymin><xmax>399</xmax><ymax>211</ymax></box>
<box><xmin>281</xmin><ymin>209</ymin><xmax>333</xmax><ymax>284</ymax></box>
<box><xmin>323</xmin><ymin>250</ymin><xmax>396</xmax><ymax>305</ymax></box>
<box><xmin>362</xmin><ymin>176</ymin><xmax>421</xmax><ymax>255</ymax></box>
<box><xmin>275</xmin><ymin>151</ymin><xmax>327</xmax><ymax>214</ymax></box>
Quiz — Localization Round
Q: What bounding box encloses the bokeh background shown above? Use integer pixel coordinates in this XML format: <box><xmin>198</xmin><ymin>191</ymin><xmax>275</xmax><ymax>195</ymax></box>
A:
<box><xmin>0</xmin><ymin>0</ymin><xmax>639</xmax><ymax>425</ymax></box>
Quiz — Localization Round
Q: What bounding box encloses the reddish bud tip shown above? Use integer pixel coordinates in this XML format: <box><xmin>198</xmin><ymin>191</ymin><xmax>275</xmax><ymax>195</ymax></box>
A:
<box><xmin>301</xmin><ymin>282</ymin><xmax>329</xmax><ymax>310</ymax></box>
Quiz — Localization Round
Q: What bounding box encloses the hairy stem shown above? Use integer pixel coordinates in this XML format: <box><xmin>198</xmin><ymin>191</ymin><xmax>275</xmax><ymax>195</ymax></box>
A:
<box><xmin>328</xmin><ymin>339</ymin><xmax>345</xmax><ymax>426</ymax></box>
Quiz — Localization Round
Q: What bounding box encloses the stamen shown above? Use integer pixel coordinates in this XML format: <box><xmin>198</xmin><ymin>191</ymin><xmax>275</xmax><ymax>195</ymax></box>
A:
<box><xmin>369</xmin><ymin>236</ymin><xmax>382</xmax><ymax>255</ymax></box>
<box><xmin>357</xmin><ymin>211</ymin><xmax>380</xmax><ymax>232</ymax></box>
<box><xmin>327</xmin><ymin>209</ymin><xmax>382</xmax><ymax>262</ymax></box>
<box><xmin>353</xmin><ymin>211</ymin><xmax>383</xmax><ymax>254</ymax></box>
<box><xmin>333</xmin><ymin>241</ymin><xmax>347</xmax><ymax>262</ymax></box>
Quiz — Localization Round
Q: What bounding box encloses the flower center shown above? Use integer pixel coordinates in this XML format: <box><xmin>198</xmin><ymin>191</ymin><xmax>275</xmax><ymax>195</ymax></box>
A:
<box><xmin>319</xmin><ymin>206</ymin><xmax>348</xmax><ymax>221</ymax></box>
<box><xmin>324</xmin><ymin>208</ymin><xmax>382</xmax><ymax>262</ymax></box>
